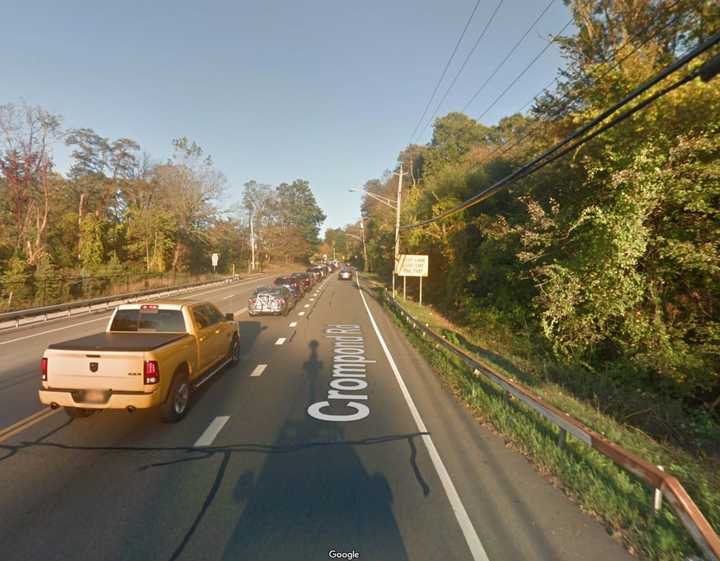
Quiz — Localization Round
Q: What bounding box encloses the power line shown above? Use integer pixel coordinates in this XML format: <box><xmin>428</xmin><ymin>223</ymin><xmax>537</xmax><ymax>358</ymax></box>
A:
<box><xmin>416</xmin><ymin>0</ymin><xmax>505</xmax><ymax>142</ymax></box>
<box><xmin>467</xmin><ymin>0</ymin><xmax>693</xmax><ymax>171</ymax></box>
<box><xmin>408</xmin><ymin>0</ymin><xmax>482</xmax><ymax>145</ymax></box>
<box><xmin>401</xmin><ymin>28</ymin><xmax>720</xmax><ymax>230</ymax></box>
<box><xmin>474</xmin><ymin>18</ymin><xmax>573</xmax><ymax>122</ymax></box>
<box><xmin>462</xmin><ymin>0</ymin><xmax>556</xmax><ymax>113</ymax></box>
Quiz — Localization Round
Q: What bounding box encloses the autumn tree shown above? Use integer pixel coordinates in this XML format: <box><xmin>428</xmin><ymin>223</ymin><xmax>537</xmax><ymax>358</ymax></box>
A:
<box><xmin>0</xmin><ymin>102</ymin><xmax>62</xmax><ymax>265</ymax></box>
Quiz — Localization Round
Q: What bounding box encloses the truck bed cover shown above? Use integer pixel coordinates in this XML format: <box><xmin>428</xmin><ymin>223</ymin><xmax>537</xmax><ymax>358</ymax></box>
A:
<box><xmin>48</xmin><ymin>332</ymin><xmax>189</xmax><ymax>352</ymax></box>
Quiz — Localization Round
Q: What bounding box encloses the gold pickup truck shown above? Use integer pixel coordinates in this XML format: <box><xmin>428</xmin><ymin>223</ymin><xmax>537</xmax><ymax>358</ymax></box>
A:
<box><xmin>38</xmin><ymin>300</ymin><xmax>240</xmax><ymax>422</ymax></box>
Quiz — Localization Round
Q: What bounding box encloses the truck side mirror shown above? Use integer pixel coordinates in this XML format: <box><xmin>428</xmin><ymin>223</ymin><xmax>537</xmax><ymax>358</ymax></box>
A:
<box><xmin>225</xmin><ymin>313</ymin><xmax>235</xmax><ymax>322</ymax></box>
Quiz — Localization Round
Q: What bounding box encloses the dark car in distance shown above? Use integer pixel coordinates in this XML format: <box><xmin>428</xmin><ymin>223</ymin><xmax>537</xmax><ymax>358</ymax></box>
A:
<box><xmin>290</xmin><ymin>272</ymin><xmax>312</xmax><ymax>292</ymax></box>
<box><xmin>274</xmin><ymin>276</ymin><xmax>303</xmax><ymax>295</ymax></box>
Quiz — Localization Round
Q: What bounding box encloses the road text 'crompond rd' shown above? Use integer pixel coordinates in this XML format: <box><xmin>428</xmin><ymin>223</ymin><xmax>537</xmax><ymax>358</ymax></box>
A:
<box><xmin>307</xmin><ymin>324</ymin><xmax>374</xmax><ymax>422</ymax></box>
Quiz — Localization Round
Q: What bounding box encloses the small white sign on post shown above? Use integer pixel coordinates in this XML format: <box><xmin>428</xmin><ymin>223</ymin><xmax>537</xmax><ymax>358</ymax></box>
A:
<box><xmin>211</xmin><ymin>253</ymin><xmax>219</xmax><ymax>271</ymax></box>
<box><xmin>395</xmin><ymin>254</ymin><xmax>429</xmax><ymax>305</ymax></box>
<box><xmin>395</xmin><ymin>254</ymin><xmax>428</xmax><ymax>277</ymax></box>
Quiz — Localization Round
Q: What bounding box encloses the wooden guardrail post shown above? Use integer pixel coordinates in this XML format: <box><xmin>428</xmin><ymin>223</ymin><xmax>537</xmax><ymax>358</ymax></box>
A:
<box><xmin>558</xmin><ymin>427</ymin><xmax>567</xmax><ymax>449</ymax></box>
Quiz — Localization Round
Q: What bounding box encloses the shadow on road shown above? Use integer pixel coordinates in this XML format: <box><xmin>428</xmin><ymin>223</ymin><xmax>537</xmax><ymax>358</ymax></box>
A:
<box><xmin>0</xmin><ymin>341</ymin><xmax>417</xmax><ymax>561</ymax></box>
<box><xmin>236</xmin><ymin>320</ymin><xmax>265</xmax><ymax>355</ymax></box>
<box><xmin>221</xmin><ymin>339</ymin><xmax>409</xmax><ymax>560</ymax></box>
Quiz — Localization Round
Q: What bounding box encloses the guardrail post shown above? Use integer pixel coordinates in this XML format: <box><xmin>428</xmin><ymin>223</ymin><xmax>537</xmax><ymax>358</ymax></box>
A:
<box><xmin>558</xmin><ymin>428</ymin><xmax>567</xmax><ymax>449</ymax></box>
<box><xmin>653</xmin><ymin>466</ymin><xmax>664</xmax><ymax>515</ymax></box>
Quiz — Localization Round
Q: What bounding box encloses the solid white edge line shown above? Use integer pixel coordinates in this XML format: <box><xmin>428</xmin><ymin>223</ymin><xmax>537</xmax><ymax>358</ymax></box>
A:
<box><xmin>250</xmin><ymin>364</ymin><xmax>268</xmax><ymax>377</ymax></box>
<box><xmin>356</xmin><ymin>274</ymin><xmax>490</xmax><ymax>561</ymax></box>
<box><xmin>275</xmin><ymin>338</ymin><xmax>286</xmax><ymax>346</ymax></box>
<box><xmin>194</xmin><ymin>416</ymin><xmax>230</xmax><ymax>447</ymax></box>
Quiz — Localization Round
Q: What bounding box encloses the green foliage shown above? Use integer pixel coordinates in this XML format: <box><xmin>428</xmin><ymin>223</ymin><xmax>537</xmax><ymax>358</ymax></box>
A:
<box><xmin>275</xmin><ymin>179</ymin><xmax>326</xmax><ymax>249</ymax></box>
<box><xmin>0</xmin><ymin>256</ymin><xmax>32</xmax><ymax>307</ymax></box>
<box><xmin>362</xmin><ymin>1</ymin><xmax>720</xmax><ymax>419</ymax></box>
<box><xmin>33</xmin><ymin>253</ymin><xmax>64</xmax><ymax>305</ymax></box>
<box><xmin>383</xmin><ymin>294</ymin><xmax>720</xmax><ymax>561</ymax></box>
<box><xmin>78</xmin><ymin>214</ymin><xmax>105</xmax><ymax>270</ymax></box>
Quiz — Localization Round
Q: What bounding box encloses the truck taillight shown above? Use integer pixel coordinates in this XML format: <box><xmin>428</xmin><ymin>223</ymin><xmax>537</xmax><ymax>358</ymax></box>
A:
<box><xmin>41</xmin><ymin>357</ymin><xmax>48</xmax><ymax>381</ymax></box>
<box><xmin>144</xmin><ymin>360</ymin><xmax>160</xmax><ymax>384</ymax></box>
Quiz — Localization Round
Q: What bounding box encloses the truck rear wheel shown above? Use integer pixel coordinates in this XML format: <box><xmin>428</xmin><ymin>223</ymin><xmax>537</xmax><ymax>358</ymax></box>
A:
<box><xmin>65</xmin><ymin>407</ymin><xmax>94</xmax><ymax>418</ymax></box>
<box><xmin>162</xmin><ymin>371</ymin><xmax>190</xmax><ymax>423</ymax></box>
<box><xmin>229</xmin><ymin>335</ymin><xmax>241</xmax><ymax>366</ymax></box>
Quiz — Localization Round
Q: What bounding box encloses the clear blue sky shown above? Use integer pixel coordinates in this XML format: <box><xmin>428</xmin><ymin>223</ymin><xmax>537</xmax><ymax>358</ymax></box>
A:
<box><xmin>3</xmin><ymin>0</ymin><xmax>572</xmax><ymax>231</ymax></box>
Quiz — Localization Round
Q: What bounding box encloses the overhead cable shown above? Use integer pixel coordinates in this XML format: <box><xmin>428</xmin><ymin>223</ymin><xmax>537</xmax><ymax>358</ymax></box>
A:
<box><xmin>401</xmin><ymin>28</ymin><xmax>720</xmax><ymax>230</ymax></box>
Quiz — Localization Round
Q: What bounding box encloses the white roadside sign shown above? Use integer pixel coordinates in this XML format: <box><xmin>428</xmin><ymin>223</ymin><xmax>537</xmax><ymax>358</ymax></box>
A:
<box><xmin>211</xmin><ymin>253</ymin><xmax>220</xmax><ymax>267</ymax></box>
<box><xmin>395</xmin><ymin>254</ymin><xmax>428</xmax><ymax>277</ymax></box>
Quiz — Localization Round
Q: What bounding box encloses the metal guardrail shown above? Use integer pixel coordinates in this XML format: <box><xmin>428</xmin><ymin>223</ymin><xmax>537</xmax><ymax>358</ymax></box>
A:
<box><xmin>0</xmin><ymin>275</ymin><xmax>243</xmax><ymax>329</ymax></box>
<box><xmin>383</xmin><ymin>292</ymin><xmax>720</xmax><ymax>561</ymax></box>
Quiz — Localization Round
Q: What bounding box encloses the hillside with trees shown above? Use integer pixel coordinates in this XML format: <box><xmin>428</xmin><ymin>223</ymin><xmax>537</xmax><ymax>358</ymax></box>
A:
<box><xmin>361</xmin><ymin>0</ymin><xmax>720</xmax><ymax>434</ymax></box>
<box><xmin>0</xmin><ymin>103</ymin><xmax>325</xmax><ymax>310</ymax></box>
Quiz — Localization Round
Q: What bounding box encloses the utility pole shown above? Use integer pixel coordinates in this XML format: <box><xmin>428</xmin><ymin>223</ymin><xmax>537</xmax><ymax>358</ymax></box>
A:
<box><xmin>392</xmin><ymin>163</ymin><xmax>405</xmax><ymax>298</ymax></box>
<box><xmin>249</xmin><ymin>206</ymin><xmax>256</xmax><ymax>272</ymax></box>
<box><xmin>360</xmin><ymin>218</ymin><xmax>368</xmax><ymax>272</ymax></box>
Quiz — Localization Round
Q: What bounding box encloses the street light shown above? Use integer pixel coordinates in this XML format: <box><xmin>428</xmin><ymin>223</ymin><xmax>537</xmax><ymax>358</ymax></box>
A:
<box><xmin>348</xmin><ymin>162</ymin><xmax>405</xmax><ymax>297</ymax></box>
<box><xmin>348</xmin><ymin>188</ymin><xmax>396</xmax><ymax>210</ymax></box>
<box><xmin>247</xmin><ymin>201</ymin><xmax>258</xmax><ymax>272</ymax></box>
<box><xmin>345</xmin><ymin>229</ymin><xmax>368</xmax><ymax>272</ymax></box>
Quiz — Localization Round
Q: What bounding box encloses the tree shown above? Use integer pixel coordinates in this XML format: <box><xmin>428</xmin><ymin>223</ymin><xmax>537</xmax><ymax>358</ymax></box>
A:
<box><xmin>275</xmin><ymin>179</ymin><xmax>326</xmax><ymax>252</ymax></box>
<box><xmin>425</xmin><ymin>112</ymin><xmax>493</xmax><ymax>173</ymax></box>
<box><xmin>0</xmin><ymin>102</ymin><xmax>62</xmax><ymax>265</ymax></box>
<box><xmin>155</xmin><ymin>137</ymin><xmax>225</xmax><ymax>271</ymax></box>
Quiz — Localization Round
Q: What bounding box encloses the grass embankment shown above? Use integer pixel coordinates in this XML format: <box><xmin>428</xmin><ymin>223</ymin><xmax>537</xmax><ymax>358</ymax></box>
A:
<box><xmin>364</xmin><ymin>276</ymin><xmax>719</xmax><ymax>561</ymax></box>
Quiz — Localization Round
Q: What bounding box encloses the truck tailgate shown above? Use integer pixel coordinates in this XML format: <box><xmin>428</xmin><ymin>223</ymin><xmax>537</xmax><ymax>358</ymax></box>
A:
<box><xmin>45</xmin><ymin>349</ymin><xmax>146</xmax><ymax>392</ymax></box>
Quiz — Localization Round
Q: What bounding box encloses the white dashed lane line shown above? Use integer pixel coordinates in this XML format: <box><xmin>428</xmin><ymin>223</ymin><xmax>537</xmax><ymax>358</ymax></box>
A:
<box><xmin>304</xmin><ymin>304</ymin><xmax>310</xmax><ymax>308</ymax></box>
<box><xmin>275</xmin><ymin>338</ymin><xmax>286</xmax><ymax>346</ymax></box>
<box><xmin>250</xmin><ymin>364</ymin><xmax>268</xmax><ymax>377</ymax></box>
<box><xmin>234</xmin><ymin>307</ymin><xmax>248</xmax><ymax>316</ymax></box>
<box><xmin>222</xmin><ymin>294</ymin><xmax>235</xmax><ymax>300</ymax></box>
<box><xmin>194</xmin><ymin>416</ymin><xmax>230</xmax><ymax>447</ymax></box>
<box><xmin>298</xmin><ymin>311</ymin><xmax>305</xmax><ymax>316</ymax></box>
<box><xmin>289</xmin><ymin>322</ymin><xmax>297</xmax><ymax>327</ymax></box>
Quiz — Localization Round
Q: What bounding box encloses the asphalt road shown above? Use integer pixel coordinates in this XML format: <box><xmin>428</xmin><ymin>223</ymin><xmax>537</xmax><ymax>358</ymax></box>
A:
<box><xmin>0</xmin><ymin>272</ymin><xmax>634</xmax><ymax>561</ymax></box>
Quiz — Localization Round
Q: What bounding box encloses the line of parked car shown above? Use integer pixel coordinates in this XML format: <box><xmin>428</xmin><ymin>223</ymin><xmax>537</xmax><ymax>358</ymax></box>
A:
<box><xmin>37</xmin><ymin>261</ymin><xmax>356</xmax><ymax>422</ymax></box>
<box><xmin>248</xmin><ymin>262</ymin><xmax>346</xmax><ymax>316</ymax></box>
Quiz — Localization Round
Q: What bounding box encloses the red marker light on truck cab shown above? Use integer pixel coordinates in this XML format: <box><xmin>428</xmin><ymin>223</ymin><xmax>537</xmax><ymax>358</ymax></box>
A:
<box><xmin>41</xmin><ymin>357</ymin><xmax>48</xmax><ymax>381</ymax></box>
<box><xmin>143</xmin><ymin>360</ymin><xmax>160</xmax><ymax>384</ymax></box>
